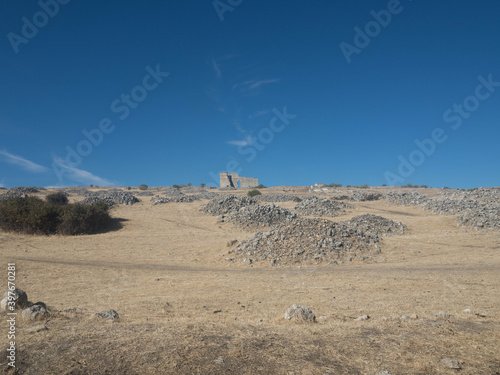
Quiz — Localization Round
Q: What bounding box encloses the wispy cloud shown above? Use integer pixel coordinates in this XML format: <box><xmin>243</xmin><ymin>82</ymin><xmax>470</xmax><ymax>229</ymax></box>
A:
<box><xmin>0</xmin><ymin>149</ymin><xmax>48</xmax><ymax>173</ymax></box>
<box><xmin>249</xmin><ymin>109</ymin><xmax>270</xmax><ymax>119</ymax></box>
<box><xmin>227</xmin><ymin>133</ymin><xmax>254</xmax><ymax>147</ymax></box>
<box><xmin>211</xmin><ymin>58</ymin><xmax>222</xmax><ymax>79</ymax></box>
<box><xmin>52</xmin><ymin>156</ymin><xmax>113</xmax><ymax>186</ymax></box>
<box><xmin>236</xmin><ymin>78</ymin><xmax>280</xmax><ymax>92</ymax></box>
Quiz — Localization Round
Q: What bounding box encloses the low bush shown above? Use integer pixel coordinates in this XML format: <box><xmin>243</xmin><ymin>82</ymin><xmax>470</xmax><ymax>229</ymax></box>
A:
<box><xmin>45</xmin><ymin>192</ymin><xmax>69</xmax><ymax>205</ymax></box>
<box><xmin>58</xmin><ymin>201</ymin><xmax>111</xmax><ymax>235</ymax></box>
<box><xmin>139</xmin><ymin>184</ymin><xmax>148</xmax><ymax>191</ymax></box>
<box><xmin>256</xmin><ymin>184</ymin><xmax>267</xmax><ymax>189</ymax></box>
<box><xmin>0</xmin><ymin>197</ymin><xmax>60</xmax><ymax>235</ymax></box>
<box><xmin>247</xmin><ymin>189</ymin><xmax>262</xmax><ymax>197</ymax></box>
<box><xmin>0</xmin><ymin>196</ymin><xmax>113</xmax><ymax>236</ymax></box>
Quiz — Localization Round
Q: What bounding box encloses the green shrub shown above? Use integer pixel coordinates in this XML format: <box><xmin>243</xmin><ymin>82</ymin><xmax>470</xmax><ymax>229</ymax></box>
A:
<box><xmin>0</xmin><ymin>196</ymin><xmax>113</xmax><ymax>236</ymax></box>
<box><xmin>200</xmin><ymin>183</ymin><xmax>206</xmax><ymax>188</ymax></box>
<box><xmin>139</xmin><ymin>184</ymin><xmax>148</xmax><ymax>191</ymax></box>
<box><xmin>327</xmin><ymin>183</ymin><xmax>342</xmax><ymax>188</ymax></box>
<box><xmin>0</xmin><ymin>197</ymin><xmax>60</xmax><ymax>235</ymax></box>
<box><xmin>247</xmin><ymin>189</ymin><xmax>261</xmax><ymax>197</ymax></box>
<box><xmin>187</xmin><ymin>183</ymin><xmax>192</xmax><ymax>187</ymax></box>
<box><xmin>58</xmin><ymin>201</ymin><xmax>112</xmax><ymax>235</ymax></box>
<box><xmin>127</xmin><ymin>186</ymin><xmax>131</xmax><ymax>190</ymax></box>
<box><xmin>45</xmin><ymin>192</ymin><xmax>69</xmax><ymax>206</ymax></box>
<box><xmin>256</xmin><ymin>184</ymin><xmax>267</xmax><ymax>189</ymax></box>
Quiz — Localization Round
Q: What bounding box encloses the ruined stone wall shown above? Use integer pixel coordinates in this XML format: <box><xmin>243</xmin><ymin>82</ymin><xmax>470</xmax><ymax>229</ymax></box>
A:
<box><xmin>239</xmin><ymin>177</ymin><xmax>258</xmax><ymax>189</ymax></box>
<box><xmin>219</xmin><ymin>172</ymin><xmax>258</xmax><ymax>189</ymax></box>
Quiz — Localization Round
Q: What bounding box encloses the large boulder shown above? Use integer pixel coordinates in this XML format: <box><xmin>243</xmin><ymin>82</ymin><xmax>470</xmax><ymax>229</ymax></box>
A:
<box><xmin>0</xmin><ymin>288</ymin><xmax>29</xmax><ymax>311</ymax></box>
<box><xmin>21</xmin><ymin>302</ymin><xmax>49</xmax><ymax>320</ymax></box>
<box><xmin>284</xmin><ymin>304</ymin><xmax>316</xmax><ymax>323</ymax></box>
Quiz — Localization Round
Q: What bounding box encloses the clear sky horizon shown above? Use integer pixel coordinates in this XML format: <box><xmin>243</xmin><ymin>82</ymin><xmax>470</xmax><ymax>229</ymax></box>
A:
<box><xmin>1</xmin><ymin>0</ymin><xmax>499</xmax><ymax>189</ymax></box>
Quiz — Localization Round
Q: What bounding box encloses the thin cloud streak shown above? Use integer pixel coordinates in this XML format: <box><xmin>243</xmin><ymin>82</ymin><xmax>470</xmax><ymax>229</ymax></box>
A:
<box><xmin>0</xmin><ymin>149</ymin><xmax>48</xmax><ymax>173</ymax></box>
<box><xmin>52</xmin><ymin>156</ymin><xmax>113</xmax><ymax>186</ymax></box>
<box><xmin>211</xmin><ymin>58</ymin><xmax>222</xmax><ymax>79</ymax></box>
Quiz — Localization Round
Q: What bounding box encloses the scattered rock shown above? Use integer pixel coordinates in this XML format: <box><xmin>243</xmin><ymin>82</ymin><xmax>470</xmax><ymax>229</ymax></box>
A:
<box><xmin>0</xmin><ymin>288</ymin><xmax>29</xmax><ymax>311</ymax></box>
<box><xmin>21</xmin><ymin>302</ymin><xmax>49</xmax><ymax>320</ymax></box>
<box><xmin>94</xmin><ymin>309</ymin><xmax>119</xmax><ymax>321</ymax></box>
<box><xmin>214</xmin><ymin>356</ymin><xmax>224</xmax><ymax>364</ymax></box>
<box><xmin>441</xmin><ymin>358</ymin><xmax>461</xmax><ymax>369</ymax></box>
<box><xmin>355</xmin><ymin>315</ymin><xmax>370</xmax><ymax>321</ymax></box>
<box><xmin>284</xmin><ymin>304</ymin><xmax>316</xmax><ymax>323</ymax></box>
<box><xmin>438</xmin><ymin>311</ymin><xmax>453</xmax><ymax>319</ymax></box>
<box><xmin>462</xmin><ymin>308</ymin><xmax>472</xmax><ymax>314</ymax></box>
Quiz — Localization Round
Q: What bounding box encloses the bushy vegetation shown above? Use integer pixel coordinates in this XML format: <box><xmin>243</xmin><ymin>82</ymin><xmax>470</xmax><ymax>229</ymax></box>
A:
<box><xmin>247</xmin><ymin>189</ymin><xmax>262</xmax><ymax>197</ymax></box>
<box><xmin>57</xmin><ymin>201</ymin><xmax>111</xmax><ymax>235</ymax></box>
<box><xmin>172</xmin><ymin>184</ymin><xmax>187</xmax><ymax>189</ymax></box>
<box><xmin>45</xmin><ymin>192</ymin><xmax>69</xmax><ymax>205</ymax></box>
<box><xmin>0</xmin><ymin>196</ymin><xmax>113</xmax><ymax>236</ymax></box>
<box><xmin>200</xmin><ymin>183</ymin><xmax>206</xmax><ymax>188</ymax></box>
<box><xmin>139</xmin><ymin>184</ymin><xmax>148</xmax><ymax>191</ymax></box>
<box><xmin>256</xmin><ymin>184</ymin><xmax>267</xmax><ymax>189</ymax></box>
<box><xmin>327</xmin><ymin>183</ymin><xmax>342</xmax><ymax>188</ymax></box>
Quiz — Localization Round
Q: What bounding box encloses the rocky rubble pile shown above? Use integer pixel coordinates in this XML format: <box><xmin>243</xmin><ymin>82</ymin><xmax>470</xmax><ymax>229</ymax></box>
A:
<box><xmin>0</xmin><ymin>186</ymin><xmax>41</xmax><ymax>200</ymax></box>
<box><xmin>255</xmin><ymin>194</ymin><xmax>300</xmax><ymax>202</ymax></box>
<box><xmin>294</xmin><ymin>196</ymin><xmax>350</xmax><ymax>217</ymax></box>
<box><xmin>457</xmin><ymin>204</ymin><xmax>500</xmax><ymax>230</ymax></box>
<box><xmin>151</xmin><ymin>191</ymin><xmax>220</xmax><ymax>205</ymax></box>
<box><xmin>218</xmin><ymin>203</ymin><xmax>298</xmax><ymax>230</ymax></box>
<box><xmin>151</xmin><ymin>194</ymin><xmax>197</xmax><ymax>205</ymax></box>
<box><xmin>385</xmin><ymin>191</ymin><xmax>428</xmax><ymax>206</ymax></box>
<box><xmin>202</xmin><ymin>195</ymin><xmax>258</xmax><ymax>216</ymax></box>
<box><xmin>386</xmin><ymin>189</ymin><xmax>500</xmax><ymax>229</ymax></box>
<box><xmin>80</xmin><ymin>189</ymin><xmax>139</xmax><ymax>206</ymax></box>
<box><xmin>440</xmin><ymin>187</ymin><xmax>500</xmax><ymax>204</ymax></box>
<box><xmin>231</xmin><ymin>217</ymin><xmax>382</xmax><ymax>266</ymax></box>
<box><xmin>347</xmin><ymin>214</ymin><xmax>406</xmax><ymax>236</ymax></box>
<box><xmin>350</xmin><ymin>191</ymin><xmax>383</xmax><ymax>201</ymax></box>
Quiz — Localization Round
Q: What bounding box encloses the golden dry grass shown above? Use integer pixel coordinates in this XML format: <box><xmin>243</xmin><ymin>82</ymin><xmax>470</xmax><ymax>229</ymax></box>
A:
<box><xmin>0</xmin><ymin>187</ymin><xmax>499</xmax><ymax>374</ymax></box>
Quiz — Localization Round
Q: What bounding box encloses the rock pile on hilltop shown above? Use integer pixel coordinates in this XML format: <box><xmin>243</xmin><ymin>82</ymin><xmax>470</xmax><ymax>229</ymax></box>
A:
<box><xmin>386</xmin><ymin>189</ymin><xmax>500</xmax><ymax>230</ymax></box>
<box><xmin>385</xmin><ymin>191</ymin><xmax>428</xmax><ymax>206</ymax></box>
<box><xmin>231</xmin><ymin>217</ymin><xmax>383</xmax><ymax>266</ymax></box>
<box><xmin>81</xmin><ymin>189</ymin><xmax>139</xmax><ymax>206</ymax></box>
<box><xmin>350</xmin><ymin>191</ymin><xmax>383</xmax><ymax>202</ymax></box>
<box><xmin>347</xmin><ymin>214</ymin><xmax>406</xmax><ymax>236</ymax></box>
<box><xmin>218</xmin><ymin>203</ymin><xmax>298</xmax><ymax>230</ymax></box>
<box><xmin>202</xmin><ymin>195</ymin><xmax>258</xmax><ymax>216</ymax></box>
<box><xmin>255</xmin><ymin>194</ymin><xmax>300</xmax><ymax>202</ymax></box>
<box><xmin>294</xmin><ymin>196</ymin><xmax>350</xmax><ymax>217</ymax></box>
<box><xmin>0</xmin><ymin>186</ymin><xmax>41</xmax><ymax>200</ymax></box>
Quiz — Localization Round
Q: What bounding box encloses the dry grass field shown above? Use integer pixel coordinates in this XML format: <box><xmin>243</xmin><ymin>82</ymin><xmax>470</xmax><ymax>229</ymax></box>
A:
<box><xmin>1</xmin><ymin>187</ymin><xmax>499</xmax><ymax>374</ymax></box>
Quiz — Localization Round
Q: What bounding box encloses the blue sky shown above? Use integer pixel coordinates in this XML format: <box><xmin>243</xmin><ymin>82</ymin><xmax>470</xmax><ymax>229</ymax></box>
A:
<box><xmin>1</xmin><ymin>0</ymin><xmax>499</xmax><ymax>189</ymax></box>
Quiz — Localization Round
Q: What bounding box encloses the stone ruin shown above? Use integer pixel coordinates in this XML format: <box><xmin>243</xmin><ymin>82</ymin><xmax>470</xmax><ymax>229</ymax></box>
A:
<box><xmin>220</xmin><ymin>172</ymin><xmax>258</xmax><ymax>189</ymax></box>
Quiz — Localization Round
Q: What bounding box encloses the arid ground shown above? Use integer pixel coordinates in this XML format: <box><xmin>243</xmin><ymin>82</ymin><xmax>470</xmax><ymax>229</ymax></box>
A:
<box><xmin>1</xmin><ymin>187</ymin><xmax>499</xmax><ymax>374</ymax></box>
